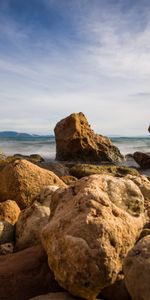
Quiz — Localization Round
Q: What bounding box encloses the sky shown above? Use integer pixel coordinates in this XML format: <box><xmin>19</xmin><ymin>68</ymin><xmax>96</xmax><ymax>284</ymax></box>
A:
<box><xmin>0</xmin><ymin>0</ymin><xmax>150</xmax><ymax>136</ymax></box>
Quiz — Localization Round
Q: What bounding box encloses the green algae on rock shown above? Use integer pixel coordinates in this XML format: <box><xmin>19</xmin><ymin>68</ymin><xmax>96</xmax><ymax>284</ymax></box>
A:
<box><xmin>69</xmin><ymin>164</ymin><xmax>139</xmax><ymax>179</ymax></box>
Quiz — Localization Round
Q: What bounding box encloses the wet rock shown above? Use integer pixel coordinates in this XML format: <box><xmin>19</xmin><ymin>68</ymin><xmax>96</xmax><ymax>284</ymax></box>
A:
<box><xmin>133</xmin><ymin>152</ymin><xmax>150</xmax><ymax>169</ymax></box>
<box><xmin>0</xmin><ymin>159</ymin><xmax>66</xmax><ymax>209</ymax></box>
<box><xmin>54</xmin><ymin>112</ymin><xmax>124</xmax><ymax>163</ymax></box>
<box><xmin>42</xmin><ymin>174</ymin><xmax>145</xmax><ymax>300</ymax></box>
<box><xmin>124</xmin><ymin>235</ymin><xmax>150</xmax><ymax>300</ymax></box>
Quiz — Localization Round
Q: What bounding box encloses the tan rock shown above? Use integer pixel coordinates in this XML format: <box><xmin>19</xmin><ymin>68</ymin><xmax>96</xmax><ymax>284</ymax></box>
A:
<box><xmin>0</xmin><ymin>200</ymin><xmax>20</xmax><ymax>225</ymax></box>
<box><xmin>42</xmin><ymin>175</ymin><xmax>145</xmax><ymax>300</ymax></box>
<box><xmin>54</xmin><ymin>112</ymin><xmax>124</xmax><ymax>163</ymax></box>
<box><xmin>16</xmin><ymin>186</ymin><xmax>60</xmax><ymax>250</ymax></box>
<box><xmin>0</xmin><ymin>245</ymin><xmax>62</xmax><ymax>300</ymax></box>
<box><xmin>123</xmin><ymin>235</ymin><xmax>150</xmax><ymax>300</ymax></box>
<box><xmin>0</xmin><ymin>159</ymin><xmax>66</xmax><ymax>209</ymax></box>
<box><xmin>126</xmin><ymin>174</ymin><xmax>150</xmax><ymax>200</ymax></box>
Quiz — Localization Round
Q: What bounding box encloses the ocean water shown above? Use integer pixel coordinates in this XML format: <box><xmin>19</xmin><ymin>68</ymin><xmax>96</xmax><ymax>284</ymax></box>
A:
<box><xmin>0</xmin><ymin>136</ymin><xmax>150</xmax><ymax>160</ymax></box>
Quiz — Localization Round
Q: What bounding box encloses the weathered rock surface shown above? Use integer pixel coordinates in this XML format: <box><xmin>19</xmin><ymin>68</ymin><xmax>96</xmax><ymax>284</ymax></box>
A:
<box><xmin>69</xmin><ymin>164</ymin><xmax>139</xmax><ymax>179</ymax></box>
<box><xmin>16</xmin><ymin>186</ymin><xmax>60</xmax><ymax>250</ymax></box>
<box><xmin>126</xmin><ymin>175</ymin><xmax>150</xmax><ymax>201</ymax></box>
<box><xmin>0</xmin><ymin>159</ymin><xmax>66</xmax><ymax>209</ymax></box>
<box><xmin>0</xmin><ymin>199</ymin><xmax>20</xmax><ymax>224</ymax></box>
<box><xmin>54</xmin><ymin>112</ymin><xmax>124</xmax><ymax>163</ymax></box>
<box><xmin>124</xmin><ymin>235</ymin><xmax>150</xmax><ymax>300</ymax></box>
<box><xmin>0</xmin><ymin>221</ymin><xmax>14</xmax><ymax>244</ymax></box>
<box><xmin>0</xmin><ymin>154</ymin><xmax>44</xmax><ymax>171</ymax></box>
<box><xmin>42</xmin><ymin>174</ymin><xmax>145</xmax><ymax>300</ymax></box>
<box><xmin>29</xmin><ymin>292</ymin><xmax>82</xmax><ymax>300</ymax></box>
<box><xmin>0</xmin><ymin>245</ymin><xmax>62</xmax><ymax>300</ymax></box>
<box><xmin>133</xmin><ymin>151</ymin><xmax>150</xmax><ymax>169</ymax></box>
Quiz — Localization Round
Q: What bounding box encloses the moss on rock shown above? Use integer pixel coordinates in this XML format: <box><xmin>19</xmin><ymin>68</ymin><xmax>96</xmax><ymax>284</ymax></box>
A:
<box><xmin>69</xmin><ymin>163</ymin><xmax>140</xmax><ymax>179</ymax></box>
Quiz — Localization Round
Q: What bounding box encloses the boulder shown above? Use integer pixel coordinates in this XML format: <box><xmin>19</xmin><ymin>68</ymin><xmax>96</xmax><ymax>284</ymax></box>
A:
<box><xmin>133</xmin><ymin>152</ymin><xmax>150</xmax><ymax>169</ymax></box>
<box><xmin>0</xmin><ymin>221</ymin><xmax>14</xmax><ymax>244</ymax></box>
<box><xmin>54</xmin><ymin>112</ymin><xmax>124</xmax><ymax>163</ymax></box>
<box><xmin>69</xmin><ymin>164</ymin><xmax>139</xmax><ymax>179</ymax></box>
<box><xmin>0</xmin><ymin>245</ymin><xmax>62</xmax><ymax>300</ymax></box>
<box><xmin>0</xmin><ymin>159</ymin><xmax>66</xmax><ymax>209</ymax></box>
<box><xmin>42</xmin><ymin>174</ymin><xmax>145</xmax><ymax>300</ymax></box>
<box><xmin>123</xmin><ymin>235</ymin><xmax>150</xmax><ymax>300</ymax></box>
<box><xmin>0</xmin><ymin>200</ymin><xmax>20</xmax><ymax>225</ymax></box>
<box><xmin>16</xmin><ymin>186</ymin><xmax>59</xmax><ymax>250</ymax></box>
<box><xmin>126</xmin><ymin>175</ymin><xmax>150</xmax><ymax>201</ymax></box>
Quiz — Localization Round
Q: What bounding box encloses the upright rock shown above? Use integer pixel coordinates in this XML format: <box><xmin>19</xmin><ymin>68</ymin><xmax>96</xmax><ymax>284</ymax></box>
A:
<box><xmin>42</xmin><ymin>174</ymin><xmax>145</xmax><ymax>300</ymax></box>
<box><xmin>0</xmin><ymin>160</ymin><xmax>66</xmax><ymax>209</ymax></box>
<box><xmin>133</xmin><ymin>152</ymin><xmax>150</xmax><ymax>169</ymax></box>
<box><xmin>54</xmin><ymin>112</ymin><xmax>123</xmax><ymax>162</ymax></box>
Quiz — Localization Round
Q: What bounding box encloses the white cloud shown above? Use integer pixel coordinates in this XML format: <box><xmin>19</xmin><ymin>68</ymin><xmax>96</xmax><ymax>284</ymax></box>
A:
<box><xmin>0</xmin><ymin>0</ymin><xmax>150</xmax><ymax>135</ymax></box>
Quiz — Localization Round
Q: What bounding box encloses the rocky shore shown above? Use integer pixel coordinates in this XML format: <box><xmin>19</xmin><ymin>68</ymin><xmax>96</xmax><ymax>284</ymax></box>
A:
<box><xmin>0</xmin><ymin>113</ymin><xmax>150</xmax><ymax>300</ymax></box>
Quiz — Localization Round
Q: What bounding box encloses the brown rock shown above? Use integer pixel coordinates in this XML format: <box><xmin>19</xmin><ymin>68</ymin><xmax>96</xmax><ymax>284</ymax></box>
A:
<box><xmin>42</xmin><ymin>175</ymin><xmax>145</xmax><ymax>300</ymax></box>
<box><xmin>133</xmin><ymin>151</ymin><xmax>150</xmax><ymax>169</ymax></box>
<box><xmin>100</xmin><ymin>278</ymin><xmax>131</xmax><ymax>300</ymax></box>
<box><xmin>60</xmin><ymin>175</ymin><xmax>78</xmax><ymax>185</ymax></box>
<box><xmin>54</xmin><ymin>112</ymin><xmax>124</xmax><ymax>163</ymax></box>
<box><xmin>0</xmin><ymin>245</ymin><xmax>62</xmax><ymax>300</ymax></box>
<box><xmin>0</xmin><ymin>200</ymin><xmax>20</xmax><ymax>225</ymax></box>
<box><xmin>29</xmin><ymin>292</ymin><xmax>82</xmax><ymax>300</ymax></box>
<box><xmin>123</xmin><ymin>235</ymin><xmax>150</xmax><ymax>300</ymax></box>
<box><xmin>0</xmin><ymin>159</ymin><xmax>66</xmax><ymax>209</ymax></box>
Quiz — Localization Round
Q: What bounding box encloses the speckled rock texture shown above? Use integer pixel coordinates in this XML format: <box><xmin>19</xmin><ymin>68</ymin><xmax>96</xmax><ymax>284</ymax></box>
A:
<box><xmin>16</xmin><ymin>186</ymin><xmax>60</xmax><ymax>250</ymax></box>
<box><xmin>0</xmin><ymin>200</ymin><xmax>20</xmax><ymax>224</ymax></box>
<box><xmin>124</xmin><ymin>235</ymin><xmax>150</xmax><ymax>300</ymax></box>
<box><xmin>54</xmin><ymin>112</ymin><xmax>124</xmax><ymax>163</ymax></box>
<box><xmin>0</xmin><ymin>159</ymin><xmax>66</xmax><ymax>209</ymax></box>
<box><xmin>42</xmin><ymin>174</ymin><xmax>145</xmax><ymax>300</ymax></box>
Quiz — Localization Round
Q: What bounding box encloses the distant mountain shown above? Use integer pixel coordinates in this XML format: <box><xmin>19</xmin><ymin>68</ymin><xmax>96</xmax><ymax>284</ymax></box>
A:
<box><xmin>0</xmin><ymin>131</ymin><xmax>51</xmax><ymax>138</ymax></box>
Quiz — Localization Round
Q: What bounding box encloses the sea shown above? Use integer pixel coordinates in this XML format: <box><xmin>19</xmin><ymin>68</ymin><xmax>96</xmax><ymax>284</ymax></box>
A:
<box><xmin>0</xmin><ymin>136</ymin><xmax>150</xmax><ymax>161</ymax></box>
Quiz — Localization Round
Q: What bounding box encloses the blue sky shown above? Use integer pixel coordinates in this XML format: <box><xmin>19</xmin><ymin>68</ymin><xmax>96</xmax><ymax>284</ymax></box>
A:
<box><xmin>0</xmin><ymin>0</ymin><xmax>150</xmax><ymax>135</ymax></box>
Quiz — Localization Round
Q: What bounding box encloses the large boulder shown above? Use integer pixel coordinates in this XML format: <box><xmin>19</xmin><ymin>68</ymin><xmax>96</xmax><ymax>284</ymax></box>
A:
<box><xmin>133</xmin><ymin>152</ymin><xmax>150</xmax><ymax>169</ymax></box>
<box><xmin>54</xmin><ymin>112</ymin><xmax>124</xmax><ymax>163</ymax></box>
<box><xmin>0</xmin><ymin>200</ymin><xmax>20</xmax><ymax>225</ymax></box>
<box><xmin>0</xmin><ymin>159</ymin><xmax>66</xmax><ymax>209</ymax></box>
<box><xmin>42</xmin><ymin>174</ymin><xmax>145</xmax><ymax>300</ymax></box>
<box><xmin>0</xmin><ymin>245</ymin><xmax>62</xmax><ymax>300</ymax></box>
<box><xmin>16</xmin><ymin>186</ymin><xmax>60</xmax><ymax>250</ymax></box>
<box><xmin>123</xmin><ymin>235</ymin><xmax>150</xmax><ymax>300</ymax></box>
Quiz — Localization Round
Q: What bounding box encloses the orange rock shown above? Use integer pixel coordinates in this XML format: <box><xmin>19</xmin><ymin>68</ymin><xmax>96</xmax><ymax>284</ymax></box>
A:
<box><xmin>0</xmin><ymin>200</ymin><xmax>20</xmax><ymax>225</ymax></box>
<box><xmin>0</xmin><ymin>159</ymin><xmax>66</xmax><ymax>209</ymax></box>
<box><xmin>54</xmin><ymin>112</ymin><xmax>124</xmax><ymax>162</ymax></box>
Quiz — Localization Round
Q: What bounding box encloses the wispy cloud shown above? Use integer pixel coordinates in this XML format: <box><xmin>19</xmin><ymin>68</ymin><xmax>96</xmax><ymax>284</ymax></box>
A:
<box><xmin>0</xmin><ymin>0</ymin><xmax>150</xmax><ymax>135</ymax></box>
